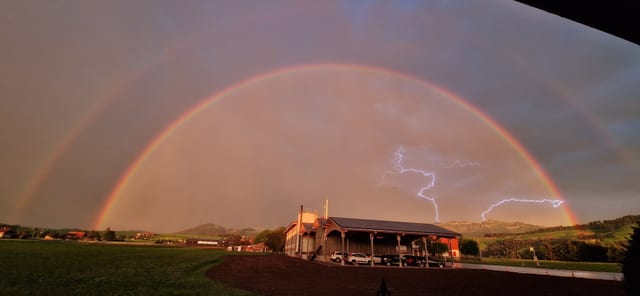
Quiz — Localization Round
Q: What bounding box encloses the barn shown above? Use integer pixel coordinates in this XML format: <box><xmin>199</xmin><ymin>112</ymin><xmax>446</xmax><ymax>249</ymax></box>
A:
<box><xmin>284</xmin><ymin>209</ymin><xmax>461</xmax><ymax>266</ymax></box>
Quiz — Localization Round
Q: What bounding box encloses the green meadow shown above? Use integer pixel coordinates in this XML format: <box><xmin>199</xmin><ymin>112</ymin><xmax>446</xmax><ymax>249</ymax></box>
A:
<box><xmin>461</xmin><ymin>257</ymin><xmax>621</xmax><ymax>272</ymax></box>
<box><xmin>0</xmin><ymin>240</ymin><xmax>255</xmax><ymax>296</ymax></box>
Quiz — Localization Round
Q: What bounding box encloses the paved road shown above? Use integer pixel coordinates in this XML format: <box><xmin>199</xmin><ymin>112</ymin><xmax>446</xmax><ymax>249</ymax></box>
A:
<box><xmin>457</xmin><ymin>263</ymin><xmax>623</xmax><ymax>281</ymax></box>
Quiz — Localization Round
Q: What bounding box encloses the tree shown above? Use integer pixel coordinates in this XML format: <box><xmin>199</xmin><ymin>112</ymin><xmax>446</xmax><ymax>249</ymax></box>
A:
<box><xmin>87</xmin><ymin>230</ymin><xmax>101</xmax><ymax>241</ymax></box>
<box><xmin>102</xmin><ymin>227</ymin><xmax>116</xmax><ymax>241</ymax></box>
<box><xmin>607</xmin><ymin>242</ymin><xmax>626</xmax><ymax>263</ymax></box>
<box><xmin>254</xmin><ymin>229</ymin><xmax>271</xmax><ymax>244</ymax></box>
<box><xmin>622</xmin><ymin>222</ymin><xmax>640</xmax><ymax>295</ymax></box>
<box><xmin>428</xmin><ymin>241</ymin><xmax>449</xmax><ymax>257</ymax></box>
<box><xmin>222</xmin><ymin>234</ymin><xmax>243</xmax><ymax>246</ymax></box>
<box><xmin>17</xmin><ymin>231</ymin><xmax>31</xmax><ymax>239</ymax></box>
<box><xmin>460</xmin><ymin>239</ymin><xmax>480</xmax><ymax>257</ymax></box>
<box><xmin>265</xmin><ymin>226</ymin><xmax>286</xmax><ymax>252</ymax></box>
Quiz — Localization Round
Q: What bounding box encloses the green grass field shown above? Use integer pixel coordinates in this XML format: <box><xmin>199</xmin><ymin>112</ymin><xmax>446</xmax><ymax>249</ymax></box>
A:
<box><xmin>461</xmin><ymin>257</ymin><xmax>621</xmax><ymax>272</ymax></box>
<box><xmin>0</xmin><ymin>240</ymin><xmax>255</xmax><ymax>296</ymax></box>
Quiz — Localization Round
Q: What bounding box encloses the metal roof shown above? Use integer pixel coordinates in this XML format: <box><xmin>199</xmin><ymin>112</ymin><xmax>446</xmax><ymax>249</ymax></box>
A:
<box><xmin>329</xmin><ymin>217</ymin><xmax>460</xmax><ymax>237</ymax></box>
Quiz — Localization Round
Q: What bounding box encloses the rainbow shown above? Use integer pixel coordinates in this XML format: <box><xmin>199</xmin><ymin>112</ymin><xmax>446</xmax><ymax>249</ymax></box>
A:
<box><xmin>9</xmin><ymin>38</ymin><xmax>199</xmax><ymax>223</ymax></box>
<box><xmin>93</xmin><ymin>63</ymin><xmax>579</xmax><ymax>229</ymax></box>
<box><xmin>503</xmin><ymin>47</ymin><xmax>635</xmax><ymax>168</ymax></box>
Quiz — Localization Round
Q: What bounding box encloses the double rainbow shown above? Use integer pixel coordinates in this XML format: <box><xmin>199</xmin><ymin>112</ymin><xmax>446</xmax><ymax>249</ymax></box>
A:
<box><xmin>92</xmin><ymin>63</ymin><xmax>578</xmax><ymax>229</ymax></box>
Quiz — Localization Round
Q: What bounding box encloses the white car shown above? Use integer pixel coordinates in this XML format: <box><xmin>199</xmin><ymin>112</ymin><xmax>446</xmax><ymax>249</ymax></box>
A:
<box><xmin>347</xmin><ymin>252</ymin><xmax>371</xmax><ymax>265</ymax></box>
<box><xmin>330</xmin><ymin>251</ymin><xmax>346</xmax><ymax>263</ymax></box>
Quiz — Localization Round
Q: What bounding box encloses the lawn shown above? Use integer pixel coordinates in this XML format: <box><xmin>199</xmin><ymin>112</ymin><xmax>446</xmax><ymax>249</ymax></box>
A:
<box><xmin>461</xmin><ymin>257</ymin><xmax>621</xmax><ymax>272</ymax></box>
<box><xmin>0</xmin><ymin>239</ymin><xmax>255</xmax><ymax>296</ymax></box>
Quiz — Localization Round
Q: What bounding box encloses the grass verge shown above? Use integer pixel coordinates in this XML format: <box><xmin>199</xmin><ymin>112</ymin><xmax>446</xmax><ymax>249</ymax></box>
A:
<box><xmin>460</xmin><ymin>257</ymin><xmax>621</xmax><ymax>272</ymax></box>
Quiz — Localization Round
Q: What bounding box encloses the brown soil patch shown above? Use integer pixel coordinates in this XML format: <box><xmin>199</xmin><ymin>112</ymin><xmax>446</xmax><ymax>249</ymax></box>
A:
<box><xmin>206</xmin><ymin>254</ymin><xmax>624</xmax><ymax>296</ymax></box>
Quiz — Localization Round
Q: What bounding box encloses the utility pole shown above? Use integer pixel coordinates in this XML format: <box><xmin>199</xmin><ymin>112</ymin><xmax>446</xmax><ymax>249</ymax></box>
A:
<box><xmin>531</xmin><ymin>246</ymin><xmax>540</xmax><ymax>267</ymax></box>
<box><xmin>296</xmin><ymin>205</ymin><xmax>303</xmax><ymax>255</ymax></box>
<box><xmin>324</xmin><ymin>199</ymin><xmax>329</xmax><ymax>219</ymax></box>
<box><xmin>423</xmin><ymin>236</ymin><xmax>429</xmax><ymax>269</ymax></box>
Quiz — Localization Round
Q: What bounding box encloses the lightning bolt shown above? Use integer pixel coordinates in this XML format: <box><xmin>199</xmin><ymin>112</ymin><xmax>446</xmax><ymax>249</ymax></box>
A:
<box><xmin>480</xmin><ymin>198</ymin><xmax>565</xmax><ymax>222</ymax></box>
<box><xmin>383</xmin><ymin>146</ymin><xmax>440</xmax><ymax>222</ymax></box>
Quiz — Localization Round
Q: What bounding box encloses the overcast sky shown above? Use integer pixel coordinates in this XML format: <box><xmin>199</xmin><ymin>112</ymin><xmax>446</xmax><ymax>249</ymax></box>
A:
<box><xmin>1</xmin><ymin>1</ymin><xmax>638</xmax><ymax>232</ymax></box>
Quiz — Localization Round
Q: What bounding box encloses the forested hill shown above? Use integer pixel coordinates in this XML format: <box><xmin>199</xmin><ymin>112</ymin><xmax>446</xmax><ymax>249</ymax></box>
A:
<box><xmin>174</xmin><ymin>223</ymin><xmax>260</xmax><ymax>237</ymax></box>
<box><xmin>440</xmin><ymin>215</ymin><xmax>639</xmax><ymax>241</ymax></box>
<box><xmin>480</xmin><ymin>215</ymin><xmax>639</xmax><ymax>263</ymax></box>
<box><xmin>438</xmin><ymin>220</ymin><xmax>543</xmax><ymax>237</ymax></box>
<box><xmin>510</xmin><ymin>214</ymin><xmax>640</xmax><ymax>242</ymax></box>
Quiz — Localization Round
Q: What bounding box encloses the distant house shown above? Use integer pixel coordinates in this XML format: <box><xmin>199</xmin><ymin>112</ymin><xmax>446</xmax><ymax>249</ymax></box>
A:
<box><xmin>226</xmin><ymin>242</ymin><xmax>271</xmax><ymax>252</ymax></box>
<box><xmin>185</xmin><ymin>238</ymin><xmax>222</xmax><ymax>247</ymax></box>
<box><xmin>63</xmin><ymin>231</ymin><xmax>86</xmax><ymax>240</ymax></box>
<box><xmin>284</xmin><ymin>209</ymin><xmax>461</xmax><ymax>264</ymax></box>
<box><xmin>244</xmin><ymin>242</ymin><xmax>270</xmax><ymax>253</ymax></box>
<box><xmin>0</xmin><ymin>227</ymin><xmax>16</xmax><ymax>239</ymax></box>
<box><xmin>134</xmin><ymin>232</ymin><xmax>157</xmax><ymax>240</ymax></box>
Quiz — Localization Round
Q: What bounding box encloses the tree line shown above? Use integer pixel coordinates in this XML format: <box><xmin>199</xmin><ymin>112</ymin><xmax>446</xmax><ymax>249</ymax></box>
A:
<box><xmin>519</xmin><ymin>214</ymin><xmax>640</xmax><ymax>236</ymax></box>
<box><xmin>482</xmin><ymin>238</ymin><xmax>626</xmax><ymax>262</ymax></box>
<box><xmin>0</xmin><ymin>224</ymin><xmax>119</xmax><ymax>241</ymax></box>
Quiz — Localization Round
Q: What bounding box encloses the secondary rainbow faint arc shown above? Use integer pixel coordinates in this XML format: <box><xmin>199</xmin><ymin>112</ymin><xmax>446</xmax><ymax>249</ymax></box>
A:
<box><xmin>9</xmin><ymin>33</ymin><xmax>208</xmax><ymax>223</ymax></box>
<box><xmin>93</xmin><ymin>63</ymin><xmax>578</xmax><ymax>229</ymax></box>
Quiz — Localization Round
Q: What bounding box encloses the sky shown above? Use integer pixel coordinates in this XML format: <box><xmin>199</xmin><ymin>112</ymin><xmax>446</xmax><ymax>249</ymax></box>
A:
<box><xmin>1</xmin><ymin>1</ymin><xmax>638</xmax><ymax>233</ymax></box>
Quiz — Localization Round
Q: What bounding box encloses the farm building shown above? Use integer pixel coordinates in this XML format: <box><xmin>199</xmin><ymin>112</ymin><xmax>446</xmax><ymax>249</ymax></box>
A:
<box><xmin>0</xmin><ymin>227</ymin><xmax>16</xmax><ymax>238</ymax></box>
<box><xmin>284</xmin><ymin>209</ymin><xmax>461</xmax><ymax>264</ymax></box>
<box><xmin>185</xmin><ymin>238</ymin><xmax>222</xmax><ymax>247</ymax></box>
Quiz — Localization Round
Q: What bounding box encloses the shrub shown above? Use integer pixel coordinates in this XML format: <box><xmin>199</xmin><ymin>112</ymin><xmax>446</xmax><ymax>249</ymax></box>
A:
<box><xmin>460</xmin><ymin>239</ymin><xmax>480</xmax><ymax>257</ymax></box>
<box><xmin>622</xmin><ymin>222</ymin><xmax>639</xmax><ymax>295</ymax></box>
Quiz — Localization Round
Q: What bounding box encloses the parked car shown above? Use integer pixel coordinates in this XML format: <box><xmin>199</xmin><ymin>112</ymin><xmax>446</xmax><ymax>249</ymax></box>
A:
<box><xmin>405</xmin><ymin>255</ymin><xmax>446</xmax><ymax>268</ymax></box>
<box><xmin>426</xmin><ymin>257</ymin><xmax>446</xmax><ymax>268</ymax></box>
<box><xmin>381</xmin><ymin>255</ymin><xmax>402</xmax><ymax>266</ymax></box>
<box><xmin>371</xmin><ymin>254</ymin><xmax>383</xmax><ymax>264</ymax></box>
<box><xmin>380</xmin><ymin>255</ymin><xmax>445</xmax><ymax>267</ymax></box>
<box><xmin>330</xmin><ymin>251</ymin><xmax>346</xmax><ymax>263</ymax></box>
<box><xmin>347</xmin><ymin>252</ymin><xmax>371</xmax><ymax>265</ymax></box>
<box><xmin>402</xmin><ymin>255</ymin><xmax>421</xmax><ymax>266</ymax></box>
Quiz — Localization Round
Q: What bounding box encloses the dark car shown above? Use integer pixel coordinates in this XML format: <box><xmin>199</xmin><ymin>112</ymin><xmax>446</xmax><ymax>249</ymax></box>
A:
<box><xmin>381</xmin><ymin>255</ymin><xmax>401</xmax><ymax>266</ymax></box>
<box><xmin>419</xmin><ymin>256</ymin><xmax>446</xmax><ymax>268</ymax></box>
<box><xmin>425</xmin><ymin>257</ymin><xmax>446</xmax><ymax>268</ymax></box>
<box><xmin>381</xmin><ymin>254</ymin><xmax>411</xmax><ymax>266</ymax></box>
<box><xmin>381</xmin><ymin>255</ymin><xmax>445</xmax><ymax>267</ymax></box>
<box><xmin>402</xmin><ymin>255</ymin><xmax>422</xmax><ymax>266</ymax></box>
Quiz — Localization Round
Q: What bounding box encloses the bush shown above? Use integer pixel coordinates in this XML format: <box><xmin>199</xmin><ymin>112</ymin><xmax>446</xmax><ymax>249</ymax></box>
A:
<box><xmin>460</xmin><ymin>239</ymin><xmax>480</xmax><ymax>257</ymax></box>
<box><xmin>622</xmin><ymin>222</ymin><xmax>640</xmax><ymax>295</ymax></box>
<box><xmin>102</xmin><ymin>227</ymin><xmax>116</xmax><ymax>241</ymax></box>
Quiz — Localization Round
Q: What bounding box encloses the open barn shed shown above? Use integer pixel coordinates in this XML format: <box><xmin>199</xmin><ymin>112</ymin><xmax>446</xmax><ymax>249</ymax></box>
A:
<box><xmin>284</xmin><ymin>210</ymin><xmax>461</xmax><ymax>266</ymax></box>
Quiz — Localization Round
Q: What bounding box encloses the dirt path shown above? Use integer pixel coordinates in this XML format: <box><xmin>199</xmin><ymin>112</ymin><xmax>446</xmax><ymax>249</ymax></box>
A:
<box><xmin>206</xmin><ymin>254</ymin><xmax>624</xmax><ymax>296</ymax></box>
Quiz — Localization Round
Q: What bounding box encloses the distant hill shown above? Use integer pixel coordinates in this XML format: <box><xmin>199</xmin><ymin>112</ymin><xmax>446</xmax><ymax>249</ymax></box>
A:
<box><xmin>438</xmin><ymin>220</ymin><xmax>544</xmax><ymax>237</ymax></box>
<box><xmin>174</xmin><ymin>223</ymin><xmax>260</xmax><ymax>237</ymax></box>
<box><xmin>439</xmin><ymin>215</ymin><xmax>639</xmax><ymax>242</ymax></box>
<box><xmin>507</xmin><ymin>214</ymin><xmax>640</xmax><ymax>244</ymax></box>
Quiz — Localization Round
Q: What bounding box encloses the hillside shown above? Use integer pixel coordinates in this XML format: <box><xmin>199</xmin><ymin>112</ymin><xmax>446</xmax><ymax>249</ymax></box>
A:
<box><xmin>438</xmin><ymin>220</ymin><xmax>544</xmax><ymax>237</ymax></box>
<box><xmin>505</xmin><ymin>214</ymin><xmax>640</xmax><ymax>244</ymax></box>
<box><xmin>174</xmin><ymin>223</ymin><xmax>260</xmax><ymax>237</ymax></box>
<box><xmin>475</xmin><ymin>215</ymin><xmax>638</xmax><ymax>262</ymax></box>
<box><xmin>440</xmin><ymin>215</ymin><xmax>638</xmax><ymax>243</ymax></box>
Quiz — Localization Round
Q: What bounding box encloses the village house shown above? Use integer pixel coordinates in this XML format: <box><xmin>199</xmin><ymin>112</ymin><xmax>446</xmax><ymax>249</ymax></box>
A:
<box><xmin>63</xmin><ymin>231</ymin><xmax>86</xmax><ymax>240</ymax></box>
<box><xmin>185</xmin><ymin>238</ymin><xmax>222</xmax><ymax>247</ymax></box>
<box><xmin>0</xmin><ymin>227</ymin><xmax>16</xmax><ymax>239</ymax></box>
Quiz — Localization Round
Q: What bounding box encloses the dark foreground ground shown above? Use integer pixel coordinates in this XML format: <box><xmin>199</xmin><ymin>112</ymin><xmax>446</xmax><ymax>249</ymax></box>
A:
<box><xmin>207</xmin><ymin>254</ymin><xmax>624</xmax><ymax>296</ymax></box>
